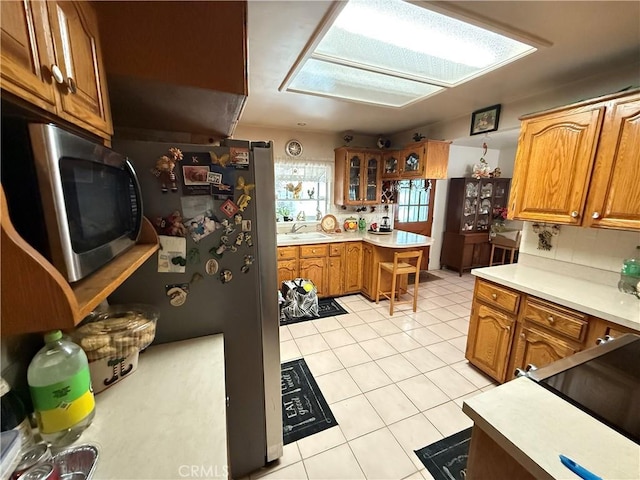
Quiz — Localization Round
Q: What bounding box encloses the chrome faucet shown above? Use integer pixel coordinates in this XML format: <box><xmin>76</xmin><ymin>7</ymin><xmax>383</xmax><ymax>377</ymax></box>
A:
<box><xmin>290</xmin><ymin>223</ymin><xmax>307</xmax><ymax>233</ymax></box>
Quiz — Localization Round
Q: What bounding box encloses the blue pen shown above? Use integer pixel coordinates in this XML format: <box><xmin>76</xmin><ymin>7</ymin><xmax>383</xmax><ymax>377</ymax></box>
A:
<box><xmin>559</xmin><ymin>454</ymin><xmax>603</xmax><ymax>480</ymax></box>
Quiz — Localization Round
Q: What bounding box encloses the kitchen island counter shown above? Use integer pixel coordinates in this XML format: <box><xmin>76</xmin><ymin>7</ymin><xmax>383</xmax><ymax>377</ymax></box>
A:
<box><xmin>463</xmin><ymin>377</ymin><xmax>639</xmax><ymax>479</ymax></box>
<box><xmin>78</xmin><ymin>334</ymin><xmax>227</xmax><ymax>479</ymax></box>
<box><xmin>473</xmin><ymin>263</ymin><xmax>640</xmax><ymax>331</ymax></box>
<box><xmin>277</xmin><ymin>229</ymin><xmax>434</xmax><ymax>248</ymax></box>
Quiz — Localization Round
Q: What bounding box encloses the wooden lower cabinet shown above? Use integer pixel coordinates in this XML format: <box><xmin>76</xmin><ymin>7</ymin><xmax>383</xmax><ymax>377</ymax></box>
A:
<box><xmin>466</xmin><ymin>304</ymin><xmax>515</xmax><ymax>383</ymax></box>
<box><xmin>277</xmin><ymin>259</ymin><xmax>297</xmax><ymax>289</ymax></box>
<box><xmin>299</xmin><ymin>257</ymin><xmax>327</xmax><ymax>297</ymax></box>
<box><xmin>361</xmin><ymin>243</ymin><xmax>374</xmax><ymax>297</ymax></box>
<box><xmin>510</xmin><ymin>324</ymin><xmax>580</xmax><ymax>372</ymax></box>
<box><xmin>344</xmin><ymin>242</ymin><xmax>363</xmax><ymax>293</ymax></box>
<box><xmin>465</xmin><ymin>278</ymin><xmax>630</xmax><ymax>384</ymax></box>
<box><xmin>327</xmin><ymin>243</ymin><xmax>345</xmax><ymax>297</ymax></box>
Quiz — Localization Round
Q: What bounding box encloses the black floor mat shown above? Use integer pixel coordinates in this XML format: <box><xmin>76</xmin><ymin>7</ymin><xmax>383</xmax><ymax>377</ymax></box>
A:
<box><xmin>414</xmin><ymin>427</ymin><xmax>472</xmax><ymax>480</ymax></box>
<box><xmin>280</xmin><ymin>297</ymin><xmax>348</xmax><ymax>326</ymax></box>
<box><xmin>281</xmin><ymin>358</ymin><xmax>338</xmax><ymax>445</ymax></box>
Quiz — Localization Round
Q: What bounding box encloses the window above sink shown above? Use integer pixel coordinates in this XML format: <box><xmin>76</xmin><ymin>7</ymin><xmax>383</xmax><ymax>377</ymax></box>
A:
<box><xmin>275</xmin><ymin>160</ymin><xmax>332</xmax><ymax>222</ymax></box>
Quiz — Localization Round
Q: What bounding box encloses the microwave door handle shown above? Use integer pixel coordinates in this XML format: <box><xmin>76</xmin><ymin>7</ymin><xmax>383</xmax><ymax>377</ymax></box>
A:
<box><xmin>124</xmin><ymin>158</ymin><xmax>144</xmax><ymax>241</ymax></box>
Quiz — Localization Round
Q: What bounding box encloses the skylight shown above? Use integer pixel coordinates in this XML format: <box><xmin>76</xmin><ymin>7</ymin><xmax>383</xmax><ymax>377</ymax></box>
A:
<box><xmin>282</xmin><ymin>0</ymin><xmax>538</xmax><ymax>108</ymax></box>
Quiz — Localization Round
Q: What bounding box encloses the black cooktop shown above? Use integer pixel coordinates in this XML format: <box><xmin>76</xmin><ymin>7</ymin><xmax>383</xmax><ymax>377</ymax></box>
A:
<box><xmin>534</xmin><ymin>336</ymin><xmax>639</xmax><ymax>444</ymax></box>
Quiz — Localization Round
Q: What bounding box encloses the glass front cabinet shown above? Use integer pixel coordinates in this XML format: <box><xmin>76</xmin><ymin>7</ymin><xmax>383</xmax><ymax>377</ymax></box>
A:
<box><xmin>335</xmin><ymin>148</ymin><xmax>381</xmax><ymax>206</ymax></box>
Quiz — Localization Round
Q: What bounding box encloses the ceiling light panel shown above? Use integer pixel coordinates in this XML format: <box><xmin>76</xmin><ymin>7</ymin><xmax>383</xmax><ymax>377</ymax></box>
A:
<box><xmin>288</xmin><ymin>58</ymin><xmax>443</xmax><ymax>107</ymax></box>
<box><xmin>316</xmin><ymin>0</ymin><xmax>536</xmax><ymax>86</ymax></box>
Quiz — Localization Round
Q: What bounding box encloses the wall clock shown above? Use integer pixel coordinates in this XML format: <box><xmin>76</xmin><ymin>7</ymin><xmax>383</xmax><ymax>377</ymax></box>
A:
<box><xmin>285</xmin><ymin>139</ymin><xmax>303</xmax><ymax>157</ymax></box>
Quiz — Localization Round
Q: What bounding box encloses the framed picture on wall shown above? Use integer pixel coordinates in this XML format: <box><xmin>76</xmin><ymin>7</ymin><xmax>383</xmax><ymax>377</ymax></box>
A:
<box><xmin>470</xmin><ymin>104</ymin><xmax>501</xmax><ymax>136</ymax></box>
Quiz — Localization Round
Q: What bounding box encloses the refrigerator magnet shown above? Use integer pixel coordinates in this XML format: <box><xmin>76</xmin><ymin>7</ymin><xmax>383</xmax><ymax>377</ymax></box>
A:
<box><xmin>230</xmin><ymin>147</ymin><xmax>249</xmax><ymax>169</ymax></box>
<box><xmin>166</xmin><ymin>283</ymin><xmax>189</xmax><ymax>306</ymax></box>
<box><xmin>205</xmin><ymin>259</ymin><xmax>219</xmax><ymax>275</ymax></box>
<box><xmin>181</xmin><ymin>152</ymin><xmax>213</xmax><ymax>196</ymax></box>
<box><xmin>242</xmin><ymin>220</ymin><xmax>251</xmax><ymax>232</ymax></box>
<box><xmin>245</xmin><ymin>234</ymin><xmax>253</xmax><ymax>247</ymax></box>
<box><xmin>187</xmin><ymin>247</ymin><xmax>200</xmax><ymax>264</ymax></box>
<box><xmin>241</xmin><ymin>255</ymin><xmax>255</xmax><ymax>273</ymax></box>
<box><xmin>236</xmin><ymin>176</ymin><xmax>255</xmax><ymax>195</ymax></box>
<box><xmin>190</xmin><ymin>272</ymin><xmax>203</xmax><ymax>285</ymax></box>
<box><xmin>220</xmin><ymin>269</ymin><xmax>233</xmax><ymax>284</ymax></box>
<box><xmin>220</xmin><ymin>199</ymin><xmax>239</xmax><ymax>218</ymax></box>
<box><xmin>234</xmin><ymin>214</ymin><xmax>243</xmax><ymax>225</ymax></box>
<box><xmin>235</xmin><ymin>233</ymin><xmax>244</xmax><ymax>246</ymax></box>
<box><xmin>236</xmin><ymin>193</ymin><xmax>251</xmax><ymax>211</ymax></box>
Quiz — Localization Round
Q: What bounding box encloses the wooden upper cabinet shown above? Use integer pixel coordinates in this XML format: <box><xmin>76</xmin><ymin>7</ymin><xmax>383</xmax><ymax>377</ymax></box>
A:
<box><xmin>382</xmin><ymin>140</ymin><xmax>450</xmax><ymax>180</ymax></box>
<box><xmin>334</xmin><ymin>148</ymin><xmax>381</xmax><ymax>206</ymax></box>
<box><xmin>1</xmin><ymin>1</ymin><xmax>112</xmax><ymax>140</ymax></box>
<box><xmin>508</xmin><ymin>89</ymin><xmax>640</xmax><ymax>230</ymax></box>
<box><xmin>46</xmin><ymin>1</ymin><xmax>113</xmax><ymax>138</ymax></box>
<box><xmin>509</xmin><ymin>106</ymin><xmax>604</xmax><ymax>224</ymax></box>
<box><xmin>0</xmin><ymin>0</ymin><xmax>57</xmax><ymax>111</ymax></box>
<box><xmin>584</xmin><ymin>93</ymin><xmax>640</xmax><ymax>230</ymax></box>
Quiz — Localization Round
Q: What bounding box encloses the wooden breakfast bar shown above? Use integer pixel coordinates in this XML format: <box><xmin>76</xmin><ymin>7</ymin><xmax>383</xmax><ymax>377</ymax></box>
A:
<box><xmin>276</xmin><ymin>229</ymin><xmax>434</xmax><ymax>301</ymax></box>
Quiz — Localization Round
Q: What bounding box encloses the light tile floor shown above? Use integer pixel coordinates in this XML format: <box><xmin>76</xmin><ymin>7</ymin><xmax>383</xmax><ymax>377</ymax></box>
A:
<box><xmin>247</xmin><ymin>270</ymin><xmax>497</xmax><ymax>480</ymax></box>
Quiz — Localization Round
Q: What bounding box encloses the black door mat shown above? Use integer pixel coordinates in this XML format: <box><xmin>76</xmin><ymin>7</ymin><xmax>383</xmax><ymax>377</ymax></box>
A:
<box><xmin>414</xmin><ymin>427</ymin><xmax>472</xmax><ymax>480</ymax></box>
<box><xmin>280</xmin><ymin>297</ymin><xmax>348</xmax><ymax>326</ymax></box>
<box><xmin>281</xmin><ymin>358</ymin><xmax>338</xmax><ymax>445</ymax></box>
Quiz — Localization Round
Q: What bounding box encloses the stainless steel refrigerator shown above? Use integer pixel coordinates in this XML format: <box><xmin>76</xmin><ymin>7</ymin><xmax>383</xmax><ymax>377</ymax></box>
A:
<box><xmin>108</xmin><ymin>138</ymin><xmax>282</xmax><ymax>477</ymax></box>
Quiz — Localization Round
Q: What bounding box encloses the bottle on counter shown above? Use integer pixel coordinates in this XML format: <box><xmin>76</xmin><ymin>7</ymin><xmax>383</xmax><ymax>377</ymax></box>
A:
<box><xmin>27</xmin><ymin>330</ymin><xmax>95</xmax><ymax>447</ymax></box>
<box><xmin>618</xmin><ymin>246</ymin><xmax>640</xmax><ymax>298</ymax></box>
<box><xmin>0</xmin><ymin>376</ymin><xmax>35</xmax><ymax>450</ymax></box>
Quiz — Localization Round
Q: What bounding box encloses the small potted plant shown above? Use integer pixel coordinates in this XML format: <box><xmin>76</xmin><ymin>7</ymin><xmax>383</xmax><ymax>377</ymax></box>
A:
<box><xmin>278</xmin><ymin>206</ymin><xmax>292</xmax><ymax>222</ymax></box>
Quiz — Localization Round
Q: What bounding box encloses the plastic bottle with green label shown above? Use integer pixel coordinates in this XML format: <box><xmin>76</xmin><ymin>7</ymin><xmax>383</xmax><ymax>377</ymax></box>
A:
<box><xmin>27</xmin><ymin>330</ymin><xmax>95</xmax><ymax>446</ymax></box>
<box><xmin>618</xmin><ymin>245</ymin><xmax>640</xmax><ymax>298</ymax></box>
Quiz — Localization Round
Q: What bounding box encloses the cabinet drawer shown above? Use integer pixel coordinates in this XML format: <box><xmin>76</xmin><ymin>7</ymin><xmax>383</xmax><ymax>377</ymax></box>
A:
<box><xmin>475</xmin><ymin>280</ymin><xmax>521</xmax><ymax>314</ymax></box>
<box><xmin>329</xmin><ymin>243</ymin><xmax>344</xmax><ymax>257</ymax></box>
<box><xmin>277</xmin><ymin>246</ymin><xmax>298</xmax><ymax>260</ymax></box>
<box><xmin>523</xmin><ymin>298</ymin><xmax>588</xmax><ymax>342</ymax></box>
<box><xmin>300</xmin><ymin>244</ymin><xmax>329</xmax><ymax>258</ymax></box>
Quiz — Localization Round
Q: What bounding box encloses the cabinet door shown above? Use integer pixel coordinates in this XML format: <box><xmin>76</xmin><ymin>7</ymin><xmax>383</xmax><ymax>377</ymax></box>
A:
<box><xmin>509</xmin><ymin>106</ymin><xmax>605</xmax><ymax>224</ymax></box>
<box><xmin>466</xmin><ymin>303</ymin><xmax>515</xmax><ymax>383</ymax></box>
<box><xmin>346</xmin><ymin>152</ymin><xmax>363</xmax><ymax>204</ymax></box>
<box><xmin>277</xmin><ymin>259</ymin><xmax>298</xmax><ymax>289</ymax></box>
<box><xmin>512</xmin><ymin>324</ymin><xmax>579</xmax><ymax>373</ymax></box>
<box><xmin>400</xmin><ymin>146</ymin><xmax>424</xmax><ymax>177</ymax></box>
<box><xmin>381</xmin><ymin>151</ymin><xmax>400</xmax><ymax>179</ymax></box>
<box><xmin>462</xmin><ymin>179</ymin><xmax>480</xmax><ymax>231</ymax></box>
<box><xmin>585</xmin><ymin>94</ymin><xmax>640</xmax><ymax>230</ymax></box>
<box><xmin>361</xmin><ymin>243</ymin><xmax>374</xmax><ymax>297</ymax></box>
<box><xmin>299</xmin><ymin>257</ymin><xmax>327</xmax><ymax>298</ymax></box>
<box><xmin>47</xmin><ymin>1</ymin><xmax>113</xmax><ymax>137</ymax></box>
<box><xmin>363</xmin><ymin>152</ymin><xmax>381</xmax><ymax>204</ymax></box>
<box><xmin>327</xmin><ymin>254</ymin><xmax>343</xmax><ymax>297</ymax></box>
<box><xmin>344</xmin><ymin>242</ymin><xmax>363</xmax><ymax>293</ymax></box>
<box><xmin>0</xmin><ymin>0</ymin><xmax>57</xmax><ymax>111</ymax></box>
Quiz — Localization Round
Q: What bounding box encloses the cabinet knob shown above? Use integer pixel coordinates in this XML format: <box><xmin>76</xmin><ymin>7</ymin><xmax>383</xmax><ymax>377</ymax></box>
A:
<box><xmin>520</xmin><ymin>332</ymin><xmax>526</xmax><ymax>340</ymax></box>
<box><xmin>312</xmin><ymin>249</ymin><xmax>316</xmax><ymax>254</ymax></box>
<box><xmin>66</xmin><ymin>76</ymin><xmax>77</xmax><ymax>94</ymax></box>
<box><xmin>491</xmin><ymin>293</ymin><xmax>498</xmax><ymax>300</ymax></box>
<box><xmin>547</xmin><ymin>315</ymin><xmax>555</xmax><ymax>324</ymax></box>
<box><xmin>592</xmin><ymin>212</ymin><xmax>600</xmax><ymax>219</ymax></box>
<box><xmin>50</xmin><ymin>64</ymin><xmax>64</xmax><ymax>84</ymax></box>
<box><xmin>570</xmin><ymin>210</ymin><xmax>579</xmax><ymax>218</ymax></box>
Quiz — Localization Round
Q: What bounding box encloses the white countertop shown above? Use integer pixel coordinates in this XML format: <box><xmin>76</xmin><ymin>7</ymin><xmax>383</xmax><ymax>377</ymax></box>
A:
<box><xmin>463</xmin><ymin>377</ymin><xmax>640</xmax><ymax>480</ymax></box>
<box><xmin>277</xmin><ymin>229</ymin><xmax>434</xmax><ymax>248</ymax></box>
<box><xmin>472</xmin><ymin>263</ymin><xmax>640</xmax><ymax>331</ymax></box>
<box><xmin>78</xmin><ymin>335</ymin><xmax>227</xmax><ymax>479</ymax></box>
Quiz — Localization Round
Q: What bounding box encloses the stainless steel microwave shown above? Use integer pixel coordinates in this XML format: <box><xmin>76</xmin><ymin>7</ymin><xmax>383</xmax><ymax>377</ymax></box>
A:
<box><xmin>1</xmin><ymin>121</ymin><xmax>143</xmax><ymax>282</ymax></box>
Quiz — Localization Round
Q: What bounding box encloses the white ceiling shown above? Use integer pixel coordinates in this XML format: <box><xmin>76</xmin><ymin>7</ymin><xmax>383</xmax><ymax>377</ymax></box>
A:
<box><xmin>241</xmin><ymin>1</ymin><xmax>640</xmax><ymax>147</ymax></box>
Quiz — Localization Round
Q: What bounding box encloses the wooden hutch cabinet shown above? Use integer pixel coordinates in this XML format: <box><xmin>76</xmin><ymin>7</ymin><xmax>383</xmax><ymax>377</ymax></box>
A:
<box><xmin>381</xmin><ymin>140</ymin><xmax>450</xmax><ymax>180</ymax></box>
<box><xmin>440</xmin><ymin>177</ymin><xmax>511</xmax><ymax>275</ymax></box>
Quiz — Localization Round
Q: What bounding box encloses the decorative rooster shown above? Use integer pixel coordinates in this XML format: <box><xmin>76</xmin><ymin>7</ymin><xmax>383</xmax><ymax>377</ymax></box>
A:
<box><xmin>286</xmin><ymin>182</ymin><xmax>303</xmax><ymax>199</ymax></box>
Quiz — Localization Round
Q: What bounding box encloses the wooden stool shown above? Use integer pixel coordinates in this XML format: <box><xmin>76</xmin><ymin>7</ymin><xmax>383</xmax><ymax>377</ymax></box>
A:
<box><xmin>375</xmin><ymin>250</ymin><xmax>423</xmax><ymax>315</ymax></box>
<box><xmin>490</xmin><ymin>231</ymin><xmax>522</xmax><ymax>266</ymax></box>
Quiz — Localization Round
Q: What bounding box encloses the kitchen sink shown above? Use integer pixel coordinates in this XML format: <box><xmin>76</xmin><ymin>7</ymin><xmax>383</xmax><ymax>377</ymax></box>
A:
<box><xmin>277</xmin><ymin>232</ymin><xmax>331</xmax><ymax>241</ymax></box>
